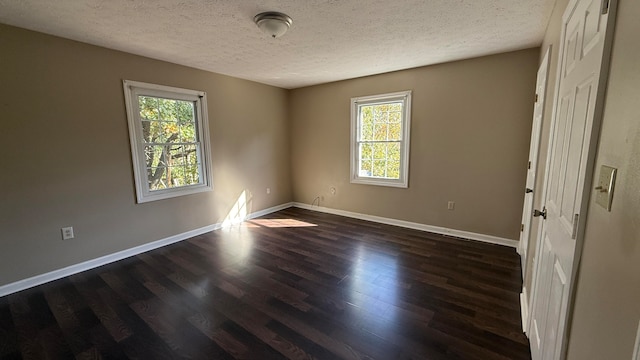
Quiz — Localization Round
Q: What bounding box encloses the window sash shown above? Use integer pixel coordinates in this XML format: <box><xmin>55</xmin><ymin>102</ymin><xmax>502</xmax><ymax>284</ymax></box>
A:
<box><xmin>350</xmin><ymin>91</ymin><xmax>411</xmax><ymax>188</ymax></box>
<box><xmin>123</xmin><ymin>80</ymin><xmax>213</xmax><ymax>203</ymax></box>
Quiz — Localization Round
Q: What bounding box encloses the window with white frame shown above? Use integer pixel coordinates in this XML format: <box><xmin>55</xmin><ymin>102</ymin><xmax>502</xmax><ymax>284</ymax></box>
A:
<box><xmin>350</xmin><ymin>91</ymin><xmax>412</xmax><ymax>188</ymax></box>
<box><xmin>123</xmin><ymin>80</ymin><xmax>212</xmax><ymax>203</ymax></box>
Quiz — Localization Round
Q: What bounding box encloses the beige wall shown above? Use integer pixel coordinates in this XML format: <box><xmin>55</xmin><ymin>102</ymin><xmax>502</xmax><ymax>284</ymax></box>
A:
<box><xmin>0</xmin><ymin>24</ymin><xmax>292</xmax><ymax>286</ymax></box>
<box><xmin>289</xmin><ymin>49</ymin><xmax>539</xmax><ymax>240</ymax></box>
<box><xmin>566</xmin><ymin>0</ymin><xmax>640</xmax><ymax>357</ymax></box>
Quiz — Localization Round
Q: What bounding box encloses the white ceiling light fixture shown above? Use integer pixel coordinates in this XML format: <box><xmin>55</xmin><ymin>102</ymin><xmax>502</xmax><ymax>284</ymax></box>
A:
<box><xmin>254</xmin><ymin>11</ymin><xmax>293</xmax><ymax>38</ymax></box>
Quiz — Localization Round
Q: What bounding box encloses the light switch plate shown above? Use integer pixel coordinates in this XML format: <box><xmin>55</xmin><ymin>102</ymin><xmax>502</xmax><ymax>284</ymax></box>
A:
<box><xmin>595</xmin><ymin>165</ymin><xmax>617</xmax><ymax>211</ymax></box>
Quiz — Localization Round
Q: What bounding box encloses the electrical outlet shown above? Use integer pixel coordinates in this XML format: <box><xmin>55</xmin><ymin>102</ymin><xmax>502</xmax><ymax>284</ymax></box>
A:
<box><xmin>330</xmin><ymin>187</ymin><xmax>336</xmax><ymax>195</ymax></box>
<box><xmin>61</xmin><ymin>227</ymin><xmax>74</xmax><ymax>240</ymax></box>
<box><xmin>266</xmin><ymin>187</ymin><xmax>271</xmax><ymax>194</ymax></box>
<box><xmin>447</xmin><ymin>201</ymin><xmax>455</xmax><ymax>210</ymax></box>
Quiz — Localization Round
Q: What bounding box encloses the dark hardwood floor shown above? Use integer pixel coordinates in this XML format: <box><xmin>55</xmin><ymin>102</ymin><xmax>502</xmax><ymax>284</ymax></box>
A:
<box><xmin>0</xmin><ymin>207</ymin><xmax>531</xmax><ymax>359</ymax></box>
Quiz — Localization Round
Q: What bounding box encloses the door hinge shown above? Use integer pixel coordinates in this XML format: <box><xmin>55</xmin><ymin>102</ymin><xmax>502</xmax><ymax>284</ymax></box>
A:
<box><xmin>571</xmin><ymin>214</ymin><xmax>580</xmax><ymax>239</ymax></box>
<box><xmin>602</xmin><ymin>0</ymin><xmax>609</xmax><ymax>14</ymax></box>
<box><xmin>528</xmin><ymin>161</ymin><xmax>531</xmax><ymax>169</ymax></box>
<box><xmin>521</xmin><ymin>224</ymin><xmax>525</xmax><ymax>232</ymax></box>
<box><xmin>535</xmin><ymin>93</ymin><xmax>539</xmax><ymax>103</ymax></box>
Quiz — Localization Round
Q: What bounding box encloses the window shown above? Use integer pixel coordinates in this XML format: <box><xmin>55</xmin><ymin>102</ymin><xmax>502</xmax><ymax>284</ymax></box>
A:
<box><xmin>350</xmin><ymin>90</ymin><xmax>412</xmax><ymax>188</ymax></box>
<box><xmin>123</xmin><ymin>80</ymin><xmax>212</xmax><ymax>203</ymax></box>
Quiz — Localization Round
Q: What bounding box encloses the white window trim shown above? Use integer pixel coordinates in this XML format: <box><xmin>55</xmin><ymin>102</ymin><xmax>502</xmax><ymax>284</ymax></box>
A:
<box><xmin>350</xmin><ymin>90</ymin><xmax>412</xmax><ymax>188</ymax></box>
<box><xmin>123</xmin><ymin>80</ymin><xmax>213</xmax><ymax>203</ymax></box>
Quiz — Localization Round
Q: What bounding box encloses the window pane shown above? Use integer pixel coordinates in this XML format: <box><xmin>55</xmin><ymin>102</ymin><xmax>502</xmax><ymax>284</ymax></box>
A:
<box><xmin>176</xmin><ymin>100</ymin><xmax>194</xmax><ymax>123</ymax></box>
<box><xmin>138</xmin><ymin>96</ymin><xmax>200</xmax><ymax>192</ymax></box>
<box><xmin>142</xmin><ymin>120</ymin><xmax>165</xmax><ymax>143</ymax></box>
<box><xmin>359</xmin><ymin>105</ymin><xmax>374</xmax><ymax>141</ymax></box>
<box><xmin>373</xmin><ymin>106</ymin><xmax>384</xmax><ymax>122</ymax></box>
<box><xmin>373</xmin><ymin>123</ymin><xmax>389</xmax><ymax>141</ymax></box>
<box><xmin>158</xmin><ymin>99</ymin><xmax>178</xmax><ymax>121</ymax></box>
<box><xmin>373</xmin><ymin>143</ymin><xmax>386</xmax><ymax>160</ymax></box>
<box><xmin>388</xmin><ymin>142</ymin><xmax>401</xmax><ymax>161</ymax></box>
<box><xmin>388</xmin><ymin>122</ymin><xmax>402</xmax><ymax>141</ymax></box>
<box><xmin>372</xmin><ymin>160</ymin><xmax>386</xmax><ymax>177</ymax></box>
<box><xmin>168</xmin><ymin>145</ymin><xmax>185</xmax><ymax>167</ymax></box>
<box><xmin>180</xmin><ymin>121</ymin><xmax>196</xmax><ymax>143</ymax></box>
<box><xmin>148</xmin><ymin>167</ymin><xmax>167</xmax><ymax>190</ymax></box>
<box><xmin>146</xmin><ymin>145</ymin><xmax>170</xmax><ymax>167</ymax></box>
<box><xmin>184</xmin><ymin>145</ymin><xmax>199</xmax><ymax>166</ymax></box>
<box><xmin>388</xmin><ymin>109</ymin><xmax>401</xmax><ymax>123</ymax></box>
<box><xmin>161</xmin><ymin>122</ymin><xmax>180</xmax><ymax>143</ymax></box>
<box><xmin>166</xmin><ymin>166</ymin><xmax>184</xmax><ymax>188</ymax></box>
<box><xmin>359</xmin><ymin>143</ymin><xmax>373</xmax><ymax>160</ymax></box>
<box><xmin>358</xmin><ymin>142</ymin><xmax>402</xmax><ymax>180</ymax></box>
<box><xmin>359</xmin><ymin>160</ymin><xmax>372</xmax><ymax>177</ymax></box>
<box><xmin>139</xmin><ymin>96</ymin><xmax>159</xmax><ymax>120</ymax></box>
<box><xmin>388</xmin><ymin>160</ymin><xmax>400</xmax><ymax>179</ymax></box>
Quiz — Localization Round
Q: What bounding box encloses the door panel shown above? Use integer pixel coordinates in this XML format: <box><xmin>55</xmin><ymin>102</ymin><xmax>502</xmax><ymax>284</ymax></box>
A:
<box><xmin>518</xmin><ymin>48</ymin><xmax>551</xmax><ymax>269</ymax></box>
<box><xmin>542</xmin><ymin>260</ymin><xmax>568</xmax><ymax>360</ymax></box>
<box><xmin>527</xmin><ymin>0</ymin><xmax>613</xmax><ymax>358</ymax></box>
<box><xmin>560</xmin><ymin>79</ymin><xmax>594</xmax><ymax>225</ymax></box>
<box><xmin>530</xmin><ymin>235</ymin><xmax>554</xmax><ymax>358</ymax></box>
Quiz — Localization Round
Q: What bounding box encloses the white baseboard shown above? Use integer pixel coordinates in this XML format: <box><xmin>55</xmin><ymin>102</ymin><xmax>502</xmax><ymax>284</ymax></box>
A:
<box><xmin>1</xmin><ymin>201</ymin><xmax>517</xmax><ymax>297</ymax></box>
<box><xmin>0</xmin><ymin>202</ymin><xmax>293</xmax><ymax>297</ymax></box>
<box><xmin>292</xmin><ymin>202</ymin><xmax>518</xmax><ymax>248</ymax></box>
<box><xmin>520</xmin><ymin>289</ymin><xmax>529</xmax><ymax>334</ymax></box>
<box><xmin>633</xmin><ymin>320</ymin><xmax>640</xmax><ymax>360</ymax></box>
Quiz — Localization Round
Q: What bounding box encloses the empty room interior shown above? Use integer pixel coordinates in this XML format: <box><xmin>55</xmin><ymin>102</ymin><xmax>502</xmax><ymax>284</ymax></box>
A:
<box><xmin>1</xmin><ymin>0</ymin><xmax>638</xmax><ymax>359</ymax></box>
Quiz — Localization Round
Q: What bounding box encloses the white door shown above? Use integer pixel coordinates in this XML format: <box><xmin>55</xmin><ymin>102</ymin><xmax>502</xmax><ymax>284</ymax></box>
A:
<box><xmin>528</xmin><ymin>0</ymin><xmax>614</xmax><ymax>359</ymax></box>
<box><xmin>518</xmin><ymin>46</ymin><xmax>551</xmax><ymax>271</ymax></box>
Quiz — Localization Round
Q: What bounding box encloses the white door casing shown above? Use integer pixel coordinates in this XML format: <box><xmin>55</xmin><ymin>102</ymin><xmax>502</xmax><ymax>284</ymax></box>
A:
<box><xmin>518</xmin><ymin>46</ymin><xmax>552</xmax><ymax>272</ymax></box>
<box><xmin>527</xmin><ymin>0</ymin><xmax>615</xmax><ymax>359</ymax></box>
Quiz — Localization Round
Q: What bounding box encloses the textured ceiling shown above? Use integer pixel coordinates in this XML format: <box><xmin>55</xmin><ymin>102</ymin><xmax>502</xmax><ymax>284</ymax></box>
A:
<box><xmin>0</xmin><ymin>0</ymin><xmax>556</xmax><ymax>89</ymax></box>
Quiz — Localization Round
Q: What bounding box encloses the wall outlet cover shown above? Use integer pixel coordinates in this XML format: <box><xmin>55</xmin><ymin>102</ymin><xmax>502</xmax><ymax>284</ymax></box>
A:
<box><xmin>61</xmin><ymin>227</ymin><xmax>74</xmax><ymax>240</ymax></box>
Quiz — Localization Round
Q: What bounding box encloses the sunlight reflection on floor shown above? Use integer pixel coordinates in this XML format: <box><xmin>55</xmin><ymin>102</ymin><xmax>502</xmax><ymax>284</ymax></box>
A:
<box><xmin>247</xmin><ymin>219</ymin><xmax>318</xmax><ymax>228</ymax></box>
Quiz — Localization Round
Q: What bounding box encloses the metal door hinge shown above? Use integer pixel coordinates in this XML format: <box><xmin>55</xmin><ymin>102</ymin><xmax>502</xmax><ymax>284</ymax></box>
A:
<box><xmin>521</xmin><ymin>224</ymin><xmax>525</xmax><ymax>232</ymax></box>
<box><xmin>535</xmin><ymin>93</ymin><xmax>539</xmax><ymax>103</ymax></box>
<box><xmin>571</xmin><ymin>214</ymin><xmax>580</xmax><ymax>239</ymax></box>
<box><xmin>602</xmin><ymin>0</ymin><xmax>609</xmax><ymax>14</ymax></box>
<box><xmin>528</xmin><ymin>161</ymin><xmax>531</xmax><ymax>169</ymax></box>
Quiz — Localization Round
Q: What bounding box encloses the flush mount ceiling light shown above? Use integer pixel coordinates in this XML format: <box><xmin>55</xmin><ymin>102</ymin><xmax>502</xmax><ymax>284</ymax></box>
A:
<box><xmin>254</xmin><ymin>11</ymin><xmax>293</xmax><ymax>38</ymax></box>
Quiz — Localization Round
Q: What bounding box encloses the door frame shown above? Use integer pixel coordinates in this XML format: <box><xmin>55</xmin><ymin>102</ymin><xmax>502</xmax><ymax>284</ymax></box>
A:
<box><xmin>518</xmin><ymin>45</ymin><xmax>551</xmax><ymax>272</ymax></box>
<box><xmin>519</xmin><ymin>45</ymin><xmax>551</xmax><ymax>333</ymax></box>
<box><xmin>526</xmin><ymin>0</ymin><xmax>619</xmax><ymax>357</ymax></box>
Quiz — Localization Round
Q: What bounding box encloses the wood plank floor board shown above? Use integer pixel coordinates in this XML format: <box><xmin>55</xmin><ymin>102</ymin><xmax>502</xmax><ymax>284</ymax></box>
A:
<box><xmin>0</xmin><ymin>207</ymin><xmax>530</xmax><ymax>359</ymax></box>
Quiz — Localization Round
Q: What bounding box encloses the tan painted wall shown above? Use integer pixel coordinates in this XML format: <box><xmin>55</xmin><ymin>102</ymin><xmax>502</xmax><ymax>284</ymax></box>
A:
<box><xmin>0</xmin><ymin>24</ymin><xmax>292</xmax><ymax>286</ymax></box>
<box><xmin>566</xmin><ymin>0</ymin><xmax>640</xmax><ymax>357</ymax></box>
<box><xmin>289</xmin><ymin>49</ymin><xmax>539</xmax><ymax>240</ymax></box>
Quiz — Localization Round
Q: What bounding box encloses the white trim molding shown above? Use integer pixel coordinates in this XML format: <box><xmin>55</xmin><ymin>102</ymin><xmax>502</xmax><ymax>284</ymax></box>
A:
<box><xmin>292</xmin><ymin>202</ymin><xmax>518</xmax><ymax>248</ymax></box>
<box><xmin>521</xmin><ymin>289</ymin><xmax>529</xmax><ymax>334</ymax></box>
<box><xmin>0</xmin><ymin>202</ymin><xmax>293</xmax><ymax>297</ymax></box>
<box><xmin>350</xmin><ymin>90</ymin><xmax>412</xmax><ymax>188</ymax></box>
<box><xmin>123</xmin><ymin>80</ymin><xmax>213</xmax><ymax>203</ymax></box>
<box><xmin>633</xmin><ymin>320</ymin><xmax>640</xmax><ymax>360</ymax></box>
<box><xmin>1</xmin><ymin>201</ymin><xmax>517</xmax><ymax>297</ymax></box>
